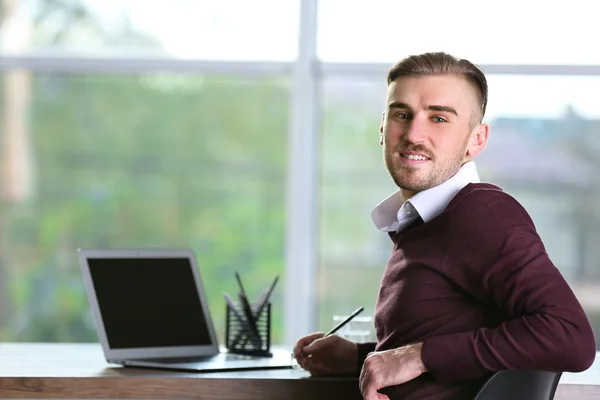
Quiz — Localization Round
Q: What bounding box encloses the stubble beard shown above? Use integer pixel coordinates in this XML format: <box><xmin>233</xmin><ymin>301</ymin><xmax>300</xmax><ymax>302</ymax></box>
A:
<box><xmin>384</xmin><ymin>140</ymin><xmax>469</xmax><ymax>194</ymax></box>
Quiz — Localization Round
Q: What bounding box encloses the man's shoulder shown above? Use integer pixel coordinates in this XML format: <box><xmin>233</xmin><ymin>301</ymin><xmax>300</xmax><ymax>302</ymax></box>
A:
<box><xmin>446</xmin><ymin>182</ymin><xmax>531</xmax><ymax>222</ymax></box>
<box><xmin>452</xmin><ymin>182</ymin><xmax>505</xmax><ymax>201</ymax></box>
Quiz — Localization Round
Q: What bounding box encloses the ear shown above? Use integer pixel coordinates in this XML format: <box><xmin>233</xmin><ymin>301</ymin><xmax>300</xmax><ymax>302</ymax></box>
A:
<box><xmin>379</xmin><ymin>112</ymin><xmax>385</xmax><ymax>146</ymax></box>
<box><xmin>466</xmin><ymin>123</ymin><xmax>489</xmax><ymax>159</ymax></box>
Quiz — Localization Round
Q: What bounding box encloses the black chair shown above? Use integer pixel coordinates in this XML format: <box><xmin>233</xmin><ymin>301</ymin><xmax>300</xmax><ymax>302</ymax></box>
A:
<box><xmin>473</xmin><ymin>370</ymin><xmax>562</xmax><ymax>400</ymax></box>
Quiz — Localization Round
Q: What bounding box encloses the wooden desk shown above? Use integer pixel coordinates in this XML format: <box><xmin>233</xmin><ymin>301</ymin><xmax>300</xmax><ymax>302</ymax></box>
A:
<box><xmin>0</xmin><ymin>343</ymin><xmax>597</xmax><ymax>399</ymax></box>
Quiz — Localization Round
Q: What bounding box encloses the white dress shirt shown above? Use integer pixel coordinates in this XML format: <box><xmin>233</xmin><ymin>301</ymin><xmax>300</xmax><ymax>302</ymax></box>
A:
<box><xmin>371</xmin><ymin>161</ymin><xmax>481</xmax><ymax>232</ymax></box>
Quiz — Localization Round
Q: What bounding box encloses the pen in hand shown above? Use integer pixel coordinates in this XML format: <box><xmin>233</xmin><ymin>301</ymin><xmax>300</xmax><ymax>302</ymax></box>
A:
<box><xmin>326</xmin><ymin>306</ymin><xmax>365</xmax><ymax>337</ymax></box>
<box><xmin>293</xmin><ymin>306</ymin><xmax>365</xmax><ymax>368</ymax></box>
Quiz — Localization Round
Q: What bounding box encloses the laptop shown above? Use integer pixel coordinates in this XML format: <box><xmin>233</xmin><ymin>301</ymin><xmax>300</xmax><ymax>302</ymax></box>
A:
<box><xmin>78</xmin><ymin>248</ymin><xmax>292</xmax><ymax>372</ymax></box>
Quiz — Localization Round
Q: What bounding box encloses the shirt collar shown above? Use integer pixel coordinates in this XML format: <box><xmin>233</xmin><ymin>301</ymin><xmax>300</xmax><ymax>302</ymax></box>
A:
<box><xmin>371</xmin><ymin>161</ymin><xmax>480</xmax><ymax>232</ymax></box>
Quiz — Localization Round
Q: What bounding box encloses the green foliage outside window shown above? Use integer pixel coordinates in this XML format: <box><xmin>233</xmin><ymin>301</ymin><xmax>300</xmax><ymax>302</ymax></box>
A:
<box><xmin>0</xmin><ymin>74</ymin><xmax>289</xmax><ymax>343</ymax></box>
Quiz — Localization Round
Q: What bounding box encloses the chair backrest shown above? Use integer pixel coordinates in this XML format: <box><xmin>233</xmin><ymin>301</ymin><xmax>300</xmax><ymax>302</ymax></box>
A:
<box><xmin>473</xmin><ymin>370</ymin><xmax>562</xmax><ymax>400</ymax></box>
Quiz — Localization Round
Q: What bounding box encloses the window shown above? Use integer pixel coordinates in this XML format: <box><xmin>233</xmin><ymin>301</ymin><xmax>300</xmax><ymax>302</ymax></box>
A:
<box><xmin>0</xmin><ymin>72</ymin><xmax>289</xmax><ymax>342</ymax></box>
<box><xmin>317</xmin><ymin>0</ymin><xmax>600</xmax><ymax>64</ymax></box>
<box><xmin>1</xmin><ymin>0</ymin><xmax>300</xmax><ymax>61</ymax></box>
<box><xmin>2</xmin><ymin>0</ymin><xmax>599</xmax><ymax>351</ymax></box>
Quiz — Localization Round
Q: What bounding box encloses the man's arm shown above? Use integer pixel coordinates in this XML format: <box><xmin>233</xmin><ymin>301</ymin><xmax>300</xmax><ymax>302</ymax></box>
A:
<box><xmin>420</xmin><ymin>188</ymin><xmax>596</xmax><ymax>383</ymax></box>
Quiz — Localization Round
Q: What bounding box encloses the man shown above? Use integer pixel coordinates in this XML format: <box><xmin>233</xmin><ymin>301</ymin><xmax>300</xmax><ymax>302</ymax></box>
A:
<box><xmin>293</xmin><ymin>52</ymin><xmax>597</xmax><ymax>400</ymax></box>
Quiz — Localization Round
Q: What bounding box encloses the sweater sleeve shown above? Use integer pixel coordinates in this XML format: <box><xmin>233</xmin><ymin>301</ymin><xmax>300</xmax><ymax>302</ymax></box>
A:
<box><xmin>421</xmin><ymin>188</ymin><xmax>597</xmax><ymax>382</ymax></box>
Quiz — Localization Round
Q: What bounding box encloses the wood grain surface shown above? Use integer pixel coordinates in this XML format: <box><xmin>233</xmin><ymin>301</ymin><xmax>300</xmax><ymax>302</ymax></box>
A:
<box><xmin>0</xmin><ymin>343</ymin><xmax>597</xmax><ymax>399</ymax></box>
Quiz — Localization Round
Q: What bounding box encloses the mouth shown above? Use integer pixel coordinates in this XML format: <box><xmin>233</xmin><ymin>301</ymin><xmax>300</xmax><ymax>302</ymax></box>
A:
<box><xmin>399</xmin><ymin>152</ymin><xmax>431</xmax><ymax>162</ymax></box>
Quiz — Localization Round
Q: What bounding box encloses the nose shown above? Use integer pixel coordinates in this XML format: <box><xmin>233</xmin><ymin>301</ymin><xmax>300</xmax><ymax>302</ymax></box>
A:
<box><xmin>403</xmin><ymin>115</ymin><xmax>427</xmax><ymax>144</ymax></box>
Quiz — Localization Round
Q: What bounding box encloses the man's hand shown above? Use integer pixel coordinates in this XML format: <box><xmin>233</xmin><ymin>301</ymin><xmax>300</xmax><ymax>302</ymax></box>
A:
<box><xmin>359</xmin><ymin>342</ymin><xmax>427</xmax><ymax>400</ymax></box>
<box><xmin>293</xmin><ymin>333</ymin><xmax>358</xmax><ymax>376</ymax></box>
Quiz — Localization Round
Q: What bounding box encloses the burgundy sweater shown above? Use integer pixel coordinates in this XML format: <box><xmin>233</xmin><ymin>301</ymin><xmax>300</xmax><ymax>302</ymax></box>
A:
<box><xmin>357</xmin><ymin>183</ymin><xmax>596</xmax><ymax>400</ymax></box>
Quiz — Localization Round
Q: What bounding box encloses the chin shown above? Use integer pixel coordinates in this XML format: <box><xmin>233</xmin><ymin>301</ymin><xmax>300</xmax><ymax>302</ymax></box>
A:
<box><xmin>394</xmin><ymin>174</ymin><xmax>432</xmax><ymax>193</ymax></box>
<box><xmin>394</xmin><ymin>177</ymin><xmax>420</xmax><ymax>192</ymax></box>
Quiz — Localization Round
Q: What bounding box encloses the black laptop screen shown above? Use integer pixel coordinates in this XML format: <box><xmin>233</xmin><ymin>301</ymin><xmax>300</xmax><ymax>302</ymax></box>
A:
<box><xmin>87</xmin><ymin>257</ymin><xmax>213</xmax><ymax>349</ymax></box>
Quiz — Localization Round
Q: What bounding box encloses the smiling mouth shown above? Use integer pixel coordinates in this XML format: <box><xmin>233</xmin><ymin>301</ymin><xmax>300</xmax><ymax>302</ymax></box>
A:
<box><xmin>400</xmin><ymin>153</ymin><xmax>430</xmax><ymax>161</ymax></box>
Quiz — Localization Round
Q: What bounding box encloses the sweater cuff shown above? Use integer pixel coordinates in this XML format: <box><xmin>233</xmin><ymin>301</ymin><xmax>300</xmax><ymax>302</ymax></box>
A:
<box><xmin>356</xmin><ymin>341</ymin><xmax>377</xmax><ymax>369</ymax></box>
<box><xmin>422</xmin><ymin>332</ymin><xmax>483</xmax><ymax>382</ymax></box>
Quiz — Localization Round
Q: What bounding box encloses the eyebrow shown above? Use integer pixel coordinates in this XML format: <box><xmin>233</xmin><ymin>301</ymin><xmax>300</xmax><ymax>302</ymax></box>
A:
<box><xmin>388</xmin><ymin>102</ymin><xmax>459</xmax><ymax>117</ymax></box>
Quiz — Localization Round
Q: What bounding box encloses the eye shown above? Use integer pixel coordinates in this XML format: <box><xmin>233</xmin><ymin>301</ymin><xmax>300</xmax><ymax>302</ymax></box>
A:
<box><xmin>432</xmin><ymin>116</ymin><xmax>448</xmax><ymax>123</ymax></box>
<box><xmin>394</xmin><ymin>112</ymin><xmax>411</xmax><ymax>120</ymax></box>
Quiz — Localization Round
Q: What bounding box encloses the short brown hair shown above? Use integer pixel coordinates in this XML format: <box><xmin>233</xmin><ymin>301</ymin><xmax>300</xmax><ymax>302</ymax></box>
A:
<box><xmin>387</xmin><ymin>52</ymin><xmax>488</xmax><ymax>124</ymax></box>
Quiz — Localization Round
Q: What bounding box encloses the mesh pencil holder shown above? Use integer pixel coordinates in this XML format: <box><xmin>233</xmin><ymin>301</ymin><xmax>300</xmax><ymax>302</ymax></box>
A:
<box><xmin>225</xmin><ymin>301</ymin><xmax>272</xmax><ymax>357</ymax></box>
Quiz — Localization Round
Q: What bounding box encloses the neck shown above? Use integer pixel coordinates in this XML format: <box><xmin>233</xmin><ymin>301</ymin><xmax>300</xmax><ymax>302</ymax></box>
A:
<box><xmin>401</xmin><ymin>189</ymin><xmax>416</xmax><ymax>202</ymax></box>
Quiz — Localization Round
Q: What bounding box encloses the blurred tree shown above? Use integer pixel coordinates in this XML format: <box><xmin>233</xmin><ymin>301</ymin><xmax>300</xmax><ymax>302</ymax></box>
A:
<box><xmin>1</xmin><ymin>0</ymin><xmax>288</xmax><ymax>343</ymax></box>
<box><xmin>1</xmin><ymin>0</ymin><xmax>30</xmax><ymax>339</ymax></box>
<box><xmin>3</xmin><ymin>74</ymin><xmax>288</xmax><ymax>342</ymax></box>
<box><xmin>30</xmin><ymin>0</ymin><xmax>160</xmax><ymax>50</ymax></box>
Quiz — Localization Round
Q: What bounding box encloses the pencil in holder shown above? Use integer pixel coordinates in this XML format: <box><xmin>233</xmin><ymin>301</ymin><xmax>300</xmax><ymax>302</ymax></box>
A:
<box><xmin>225</xmin><ymin>301</ymin><xmax>272</xmax><ymax>357</ymax></box>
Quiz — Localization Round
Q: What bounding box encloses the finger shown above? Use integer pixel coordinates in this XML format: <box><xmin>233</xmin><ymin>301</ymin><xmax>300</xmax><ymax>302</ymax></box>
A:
<box><xmin>359</xmin><ymin>366</ymin><xmax>370</xmax><ymax>396</ymax></box>
<box><xmin>293</xmin><ymin>345</ymin><xmax>304</xmax><ymax>360</ymax></box>
<box><xmin>359</xmin><ymin>366</ymin><xmax>365</xmax><ymax>392</ymax></box>
<box><xmin>364</xmin><ymin>386</ymin><xmax>382</xmax><ymax>400</ymax></box>
<box><xmin>300</xmin><ymin>332</ymin><xmax>325</xmax><ymax>346</ymax></box>
<box><xmin>293</xmin><ymin>345</ymin><xmax>301</xmax><ymax>360</ymax></box>
<box><xmin>294</xmin><ymin>333</ymin><xmax>324</xmax><ymax>358</ymax></box>
<box><xmin>362</xmin><ymin>371</ymin><xmax>388</xmax><ymax>400</ymax></box>
<box><xmin>296</xmin><ymin>353</ymin><xmax>313</xmax><ymax>369</ymax></box>
<box><xmin>302</xmin><ymin>335</ymin><xmax>330</xmax><ymax>355</ymax></box>
<box><xmin>360</xmin><ymin>353</ymin><xmax>374</xmax><ymax>391</ymax></box>
<box><xmin>294</xmin><ymin>346</ymin><xmax>312</xmax><ymax>361</ymax></box>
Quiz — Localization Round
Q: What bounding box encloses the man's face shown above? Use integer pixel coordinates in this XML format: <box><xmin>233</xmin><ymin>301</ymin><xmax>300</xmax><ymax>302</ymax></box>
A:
<box><xmin>380</xmin><ymin>74</ymin><xmax>488</xmax><ymax>196</ymax></box>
